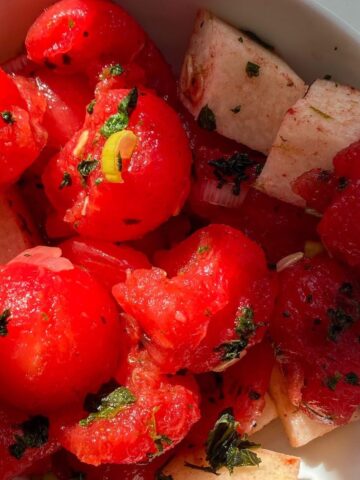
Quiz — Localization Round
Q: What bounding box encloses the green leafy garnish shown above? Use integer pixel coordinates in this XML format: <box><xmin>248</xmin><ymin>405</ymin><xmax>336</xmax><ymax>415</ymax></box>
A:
<box><xmin>0</xmin><ymin>309</ymin><xmax>11</xmax><ymax>337</ymax></box>
<box><xmin>79</xmin><ymin>387</ymin><xmax>136</xmax><ymax>426</ymax></box>
<box><xmin>8</xmin><ymin>415</ymin><xmax>49</xmax><ymax>460</ymax></box>
<box><xmin>59</xmin><ymin>172</ymin><xmax>72</xmax><ymax>189</ymax></box>
<box><xmin>156</xmin><ymin>473</ymin><xmax>174</xmax><ymax>480</ymax></box>
<box><xmin>235</xmin><ymin>307</ymin><xmax>255</xmax><ymax>338</ymax></box>
<box><xmin>205</xmin><ymin>409</ymin><xmax>261</xmax><ymax>473</ymax></box>
<box><xmin>345</xmin><ymin>372</ymin><xmax>359</xmax><ymax>386</ymax></box>
<box><xmin>100</xmin><ymin>88</ymin><xmax>138</xmax><ymax>137</ymax></box>
<box><xmin>209</xmin><ymin>152</ymin><xmax>256</xmax><ymax>196</ymax></box>
<box><xmin>109</xmin><ymin>64</ymin><xmax>124</xmax><ymax>76</ymax></box>
<box><xmin>197</xmin><ymin>105</ymin><xmax>216</xmax><ymax>131</ymax></box>
<box><xmin>87</xmin><ymin>99</ymin><xmax>96</xmax><ymax>114</ymax></box>
<box><xmin>197</xmin><ymin>245</ymin><xmax>210</xmax><ymax>254</ymax></box>
<box><xmin>231</xmin><ymin>105</ymin><xmax>241</xmax><ymax>113</ymax></box>
<box><xmin>246</xmin><ymin>62</ymin><xmax>260</xmax><ymax>78</ymax></box>
<box><xmin>309</xmin><ymin>105</ymin><xmax>333</xmax><ymax>119</ymax></box>
<box><xmin>1</xmin><ymin>111</ymin><xmax>15</xmax><ymax>124</ymax></box>
<box><xmin>154</xmin><ymin>434</ymin><xmax>173</xmax><ymax>454</ymax></box>
<box><xmin>327</xmin><ymin>307</ymin><xmax>354</xmax><ymax>341</ymax></box>
<box><xmin>215</xmin><ymin>339</ymin><xmax>248</xmax><ymax>362</ymax></box>
<box><xmin>68</xmin><ymin>18</ymin><xmax>75</xmax><ymax>29</ymax></box>
<box><xmin>324</xmin><ymin>372</ymin><xmax>342</xmax><ymax>391</ymax></box>
<box><xmin>77</xmin><ymin>158</ymin><xmax>99</xmax><ymax>179</ymax></box>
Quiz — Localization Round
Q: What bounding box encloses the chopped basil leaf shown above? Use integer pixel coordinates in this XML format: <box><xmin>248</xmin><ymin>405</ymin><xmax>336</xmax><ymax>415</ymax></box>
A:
<box><xmin>156</xmin><ymin>473</ymin><xmax>174</xmax><ymax>480</ymax></box>
<box><xmin>243</xmin><ymin>30</ymin><xmax>274</xmax><ymax>51</ymax></box>
<box><xmin>9</xmin><ymin>415</ymin><xmax>49</xmax><ymax>459</ymax></box>
<box><xmin>309</xmin><ymin>105</ymin><xmax>333</xmax><ymax>119</ymax></box>
<box><xmin>327</xmin><ymin>307</ymin><xmax>354</xmax><ymax>341</ymax></box>
<box><xmin>324</xmin><ymin>372</ymin><xmax>342</xmax><ymax>391</ymax></box>
<box><xmin>154</xmin><ymin>434</ymin><xmax>173</xmax><ymax>454</ymax></box>
<box><xmin>337</xmin><ymin>176</ymin><xmax>349</xmax><ymax>190</ymax></box>
<box><xmin>235</xmin><ymin>307</ymin><xmax>255</xmax><ymax>338</ymax></box>
<box><xmin>109</xmin><ymin>64</ymin><xmax>124</xmax><ymax>76</ymax></box>
<box><xmin>231</xmin><ymin>105</ymin><xmax>241</xmax><ymax>113</ymax></box>
<box><xmin>87</xmin><ymin>99</ymin><xmax>96</xmax><ymax>114</ymax></box>
<box><xmin>59</xmin><ymin>172</ymin><xmax>72</xmax><ymax>189</ymax></box>
<box><xmin>215</xmin><ymin>339</ymin><xmax>248</xmax><ymax>361</ymax></box>
<box><xmin>209</xmin><ymin>152</ymin><xmax>255</xmax><ymax>195</ymax></box>
<box><xmin>205</xmin><ymin>409</ymin><xmax>261</xmax><ymax>473</ymax></box>
<box><xmin>77</xmin><ymin>159</ymin><xmax>99</xmax><ymax>179</ymax></box>
<box><xmin>197</xmin><ymin>245</ymin><xmax>210</xmax><ymax>254</ymax></box>
<box><xmin>68</xmin><ymin>18</ymin><xmax>75</xmax><ymax>29</ymax></box>
<box><xmin>345</xmin><ymin>372</ymin><xmax>359</xmax><ymax>386</ymax></box>
<box><xmin>1</xmin><ymin>111</ymin><xmax>15</xmax><ymax>124</ymax></box>
<box><xmin>246</xmin><ymin>61</ymin><xmax>260</xmax><ymax>78</ymax></box>
<box><xmin>100</xmin><ymin>88</ymin><xmax>138</xmax><ymax>137</ymax></box>
<box><xmin>323</xmin><ymin>74</ymin><xmax>332</xmax><ymax>80</ymax></box>
<box><xmin>339</xmin><ymin>282</ymin><xmax>353</xmax><ymax>297</ymax></box>
<box><xmin>80</xmin><ymin>386</ymin><xmax>136</xmax><ymax>426</ymax></box>
<box><xmin>197</xmin><ymin>105</ymin><xmax>216</xmax><ymax>131</ymax></box>
<box><xmin>0</xmin><ymin>309</ymin><xmax>11</xmax><ymax>336</ymax></box>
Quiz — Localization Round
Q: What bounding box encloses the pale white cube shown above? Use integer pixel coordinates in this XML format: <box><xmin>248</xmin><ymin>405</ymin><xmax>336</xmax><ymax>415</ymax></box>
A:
<box><xmin>180</xmin><ymin>9</ymin><xmax>306</xmax><ymax>154</ymax></box>
<box><xmin>257</xmin><ymin>79</ymin><xmax>360</xmax><ymax>206</ymax></box>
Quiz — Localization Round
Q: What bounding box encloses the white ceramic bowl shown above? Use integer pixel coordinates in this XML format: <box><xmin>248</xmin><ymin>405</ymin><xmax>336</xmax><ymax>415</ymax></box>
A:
<box><xmin>0</xmin><ymin>1</ymin><xmax>359</xmax><ymax>479</ymax></box>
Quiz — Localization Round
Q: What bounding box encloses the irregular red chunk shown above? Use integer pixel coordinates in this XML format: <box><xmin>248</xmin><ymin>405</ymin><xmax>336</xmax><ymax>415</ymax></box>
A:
<box><xmin>61</xmin><ymin>350</ymin><xmax>200</xmax><ymax>465</ymax></box>
<box><xmin>270</xmin><ymin>255</ymin><xmax>360</xmax><ymax>425</ymax></box>
<box><xmin>115</xmin><ymin>224</ymin><xmax>275</xmax><ymax>373</ymax></box>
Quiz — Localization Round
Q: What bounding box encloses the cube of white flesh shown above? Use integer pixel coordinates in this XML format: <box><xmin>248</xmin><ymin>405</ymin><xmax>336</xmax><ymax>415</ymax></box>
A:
<box><xmin>180</xmin><ymin>9</ymin><xmax>306</xmax><ymax>154</ymax></box>
<box><xmin>269</xmin><ymin>365</ymin><xmax>360</xmax><ymax>448</ymax></box>
<box><xmin>163</xmin><ymin>445</ymin><xmax>300</xmax><ymax>480</ymax></box>
<box><xmin>0</xmin><ymin>187</ymin><xmax>40</xmax><ymax>263</ymax></box>
<box><xmin>256</xmin><ymin>79</ymin><xmax>360</xmax><ymax>206</ymax></box>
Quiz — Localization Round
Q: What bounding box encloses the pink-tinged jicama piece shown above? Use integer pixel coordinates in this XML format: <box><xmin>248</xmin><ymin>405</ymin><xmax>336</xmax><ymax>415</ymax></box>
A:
<box><xmin>257</xmin><ymin>80</ymin><xmax>360</xmax><ymax>206</ymax></box>
<box><xmin>180</xmin><ymin>9</ymin><xmax>306</xmax><ymax>154</ymax></box>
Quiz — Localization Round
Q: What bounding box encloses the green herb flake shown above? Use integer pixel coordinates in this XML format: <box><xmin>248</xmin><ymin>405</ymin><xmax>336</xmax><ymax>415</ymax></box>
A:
<box><xmin>235</xmin><ymin>307</ymin><xmax>255</xmax><ymax>338</ymax></box>
<box><xmin>209</xmin><ymin>152</ymin><xmax>255</xmax><ymax>196</ymax></box>
<box><xmin>100</xmin><ymin>88</ymin><xmax>138</xmax><ymax>138</ymax></box>
<box><xmin>231</xmin><ymin>105</ymin><xmax>241</xmax><ymax>113</ymax></box>
<box><xmin>323</xmin><ymin>74</ymin><xmax>332</xmax><ymax>80</ymax></box>
<box><xmin>238</xmin><ymin>37</ymin><xmax>244</xmax><ymax>43</ymax></box>
<box><xmin>155</xmin><ymin>473</ymin><xmax>174</xmax><ymax>480</ymax></box>
<box><xmin>109</xmin><ymin>64</ymin><xmax>124</xmax><ymax>76</ymax></box>
<box><xmin>337</xmin><ymin>176</ymin><xmax>349</xmax><ymax>190</ymax></box>
<box><xmin>77</xmin><ymin>159</ymin><xmax>99</xmax><ymax>179</ymax></box>
<box><xmin>309</xmin><ymin>105</ymin><xmax>333</xmax><ymax>120</ymax></box>
<box><xmin>0</xmin><ymin>309</ymin><xmax>11</xmax><ymax>337</ymax></box>
<box><xmin>246</xmin><ymin>61</ymin><xmax>260</xmax><ymax>78</ymax></box>
<box><xmin>154</xmin><ymin>434</ymin><xmax>173</xmax><ymax>454</ymax></box>
<box><xmin>87</xmin><ymin>99</ymin><xmax>96</xmax><ymax>115</ymax></box>
<box><xmin>68</xmin><ymin>18</ymin><xmax>75</xmax><ymax>29</ymax></box>
<box><xmin>205</xmin><ymin>409</ymin><xmax>261</xmax><ymax>473</ymax></box>
<box><xmin>1</xmin><ymin>111</ymin><xmax>15</xmax><ymax>124</ymax></box>
<box><xmin>59</xmin><ymin>172</ymin><xmax>72</xmax><ymax>189</ymax></box>
<box><xmin>79</xmin><ymin>387</ymin><xmax>136</xmax><ymax>426</ymax></box>
<box><xmin>327</xmin><ymin>307</ymin><xmax>354</xmax><ymax>342</ymax></box>
<box><xmin>324</xmin><ymin>372</ymin><xmax>342</xmax><ymax>391</ymax></box>
<box><xmin>197</xmin><ymin>245</ymin><xmax>210</xmax><ymax>254</ymax></box>
<box><xmin>9</xmin><ymin>415</ymin><xmax>49</xmax><ymax>460</ymax></box>
<box><xmin>197</xmin><ymin>105</ymin><xmax>216</xmax><ymax>131</ymax></box>
<box><xmin>94</xmin><ymin>178</ymin><xmax>104</xmax><ymax>186</ymax></box>
<box><xmin>345</xmin><ymin>372</ymin><xmax>359</xmax><ymax>386</ymax></box>
<box><xmin>243</xmin><ymin>30</ymin><xmax>274</xmax><ymax>51</ymax></box>
<box><xmin>215</xmin><ymin>339</ymin><xmax>248</xmax><ymax>362</ymax></box>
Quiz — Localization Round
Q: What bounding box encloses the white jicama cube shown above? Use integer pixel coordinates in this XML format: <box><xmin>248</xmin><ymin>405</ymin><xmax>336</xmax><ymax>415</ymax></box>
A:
<box><xmin>180</xmin><ymin>9</ymin><xmax>306</xmax><ymax>154</ymax></box>
<box><xmin>163</xmin><ymin>445</ymin><xmax>300</xmax><ymax>480</ymax></box>
<box><xmin>269</xmin><ymin>366</ymin><xmax>360</xmax><ymax>448</ymax></box>
<box><xmin>0</xmin><ymin>188</ymin><xmax>40</xmax><ymax>264</ymax></box>
<box><xmin>256</xmin><ymin>79</ymin><xmax>360</xmax><ymax>206</ymax></box>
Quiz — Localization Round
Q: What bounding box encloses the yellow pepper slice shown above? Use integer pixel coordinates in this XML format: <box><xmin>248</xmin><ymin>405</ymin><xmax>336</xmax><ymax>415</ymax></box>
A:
<box><xmin>101</xmin><ymin>129</ymin><xmax>137</xmax><ymax>183</ymax></box>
